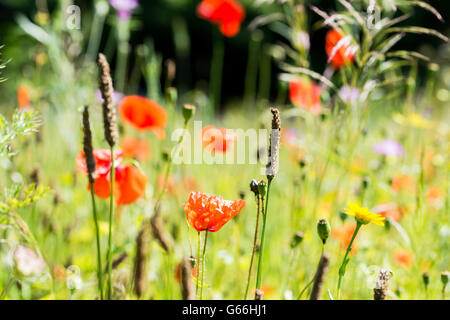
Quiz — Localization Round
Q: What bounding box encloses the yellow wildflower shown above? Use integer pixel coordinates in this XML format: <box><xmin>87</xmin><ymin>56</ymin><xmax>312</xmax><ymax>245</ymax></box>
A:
<box><xmin>344</xmin><ymin>202</ymin><xmax>385</xmax><ymax>226</ymax></box>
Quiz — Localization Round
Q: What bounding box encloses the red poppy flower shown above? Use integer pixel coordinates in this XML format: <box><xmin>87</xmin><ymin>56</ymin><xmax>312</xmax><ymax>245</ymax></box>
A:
<box><xmin>76</xmin><ymin>149</ymin><xmax>146</xmax><ymax>205</ymax></box>
<box><xmin>197</xmin><ymin>0</ymin><xmax>245</xmax><ymax>37</ymax></box>
<box><xmin>332</xmin><ymin>223</ymin><xmax>358</xmax><ymax>254</ymax></box>
<box><xmin>118</xmin><ymin>95</ymin><xmax>168</xmax><ymax>139</ymax></box>
<box><xmin>114</xmin><ymin>164</ymin><xmax>147</xmax><ymax>205</ymax></box>
<box><xmin>391</xmin><ymin>174</ymin><xmax>415</xmax><ymax>194</ymax></box>
<box><xmin>183</xmin><ymin>192</ymin><xmax>245</xmax><ymax>232</ymax></box>
<box><xmin>393</xmin><ymin>249</ymin><xmax>414</xmax><ymax>268</ymax></box>
<box><xmin>76</xmin><ymin>149</ymin><xmax>123</xmax><ymax>177</ymax></box>
<box><xmin>325</xmin><ymin>29</ymin><xmax>356</xmax><ymax>69</ymax></box>
<box><xmin>289</xmin><ymin>78</ymin><xmax>322</xmax><ymax>114</ymax></box>
<box><xmin>201</xmin><ymin>125</ymin><xmax>237</xmax><ymax>153</ymax></box>
<box><xmin>120</xmin><ymin>136</ymin><xmax>150</xmax><ymax>161</ymax></box>
<box><xmin>17</xmin><ymin>84</ymin><xmax>31</xmax><ymax>110</ymax></box>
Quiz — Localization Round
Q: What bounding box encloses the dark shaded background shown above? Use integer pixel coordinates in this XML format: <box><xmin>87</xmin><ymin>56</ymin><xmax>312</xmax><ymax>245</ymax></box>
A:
<box><xmin>0</xmin><ymin>0</ymin><xmax>449</xmax><ymax>106</ymax></box>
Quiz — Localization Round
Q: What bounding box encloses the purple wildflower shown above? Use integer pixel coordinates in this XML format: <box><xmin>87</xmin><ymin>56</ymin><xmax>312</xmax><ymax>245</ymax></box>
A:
<box><xmin>373</xmin><ymin>139</ymin><xmax>404</xmax><ymax>157</ymax></box>
<box><xmin>110</xmin><ymin>0</ymin><xmax>138</xmax><ymax>20</ymax></box>
<box><xmin>96</xmin><ymin>89</ymin><xmax>124</xmax><ymax>105</ymax></box>
<box><xmin>339</xmin><ymin>86</ymin><xmax>360</xmax><ymax>103</ymax></box>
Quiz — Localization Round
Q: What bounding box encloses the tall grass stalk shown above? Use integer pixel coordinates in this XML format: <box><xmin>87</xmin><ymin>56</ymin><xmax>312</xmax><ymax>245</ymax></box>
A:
<box><xmin>255</xmin><ymin>180</ymin><xmax>272</xmax><ymax>296</ymax></box>
<box><xmin>210</xmin><ymin>34</ymin><xmax>224</xmax><ymax>114</ymax></box>
<box><xmin>107</xmin><ymin>145</ymin><xmax>115</xmax><ymax>299</ymax></box>
<box><xmin>244</xmin><ymin>193</ymin><xmax>261</xmax><ymax>299</ymax></box>
<box><xmin>89</xmin><ymin>187</ymin><xmax>103</xmax><ymax>299</ymax></box>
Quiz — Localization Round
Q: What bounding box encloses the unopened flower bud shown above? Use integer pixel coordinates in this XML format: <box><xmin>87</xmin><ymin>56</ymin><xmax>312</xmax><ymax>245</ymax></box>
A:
<box><xmin>422</xmin><ymin>272</ymin><xmax>430</xmax><ymax>288</ymax></box>
<box><xmin>441</xmin><ymin>271</ymin><xmax>449</xmax><ymax>286</ymax></box>
<box><xmin>258</xmin><ymin>181</ymin><xmax>267</xmax><ymax>198</ymax></box>
<box><xmin>290</xmin><ymin>231</ymin><xmax>304</xmax><ymax>249</ymax></box>
<box><xmin>250</xmin><ymin>179</ymin><xmax>259</xmax><ymax>196</ymax></box>
<box><xmin>362</xmin><ymin>176</ymin><xmax>369</xmax><ymax>189</ymax></box>
<box><xmin>162</xmin><ymin>149</ymin><xmax>171</xmax><ymax>162</ymax></box>
<box><xmin>182</xmin><ymin>104</ymin><xmax>196</xmax><ymax>123</ymax></box>
<box><xmin>166</xmin><ymin>87</ymin><xmax>178</xmax><ymax>104</ymax></box>
<box><xmin>189</xmin><ymin>255</ymin><xmax>196</xmax><ymax>269</ymax></box>
<box><xmin>317</xmin><ymin>219</ymin><xmax>331</xmax><ymax>244</ymax></box>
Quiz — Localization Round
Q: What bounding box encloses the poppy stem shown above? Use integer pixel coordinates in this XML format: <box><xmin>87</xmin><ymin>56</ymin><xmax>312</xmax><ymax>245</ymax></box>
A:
<box><xmin>89</xmin><ymin>185</ymin><xmax>104</xmax><ymax>300</ymax></box>
<box><xmin>297</xmin><ymin>278</ymin><xmax>315</xmax><ymax>300</ymax></box>
<box><xmin>196</xmin><ymin>231</ymin><xmax>201</xmax><ymax>297</ymax></box>
<box><xmin>255</xmin><ymin>179</ymin><xmax>272</xmax><ymax>297</ymax></box>
<box><xmin>209</xmin><ymin>34</ymin><xmax>224</xmax><ymax>114</ymax></box>
<box><xmin>244</xmin><ymin>194</ymin><xmax>261</xmax><ymax>299</ymax></box>
<box><xmin>336</xmin><ymin>222</ymin><xmax>362</xmax><ymax>300</ymax></box>
<box><xmin>200</xmin><ymin>230</ymin><xmax>209</xmax><ymax>300</ymax></box>
<box><xmin>107</xmin><ymin>145</ymin><xmax>115</xmax><ymax>299</ymax></box>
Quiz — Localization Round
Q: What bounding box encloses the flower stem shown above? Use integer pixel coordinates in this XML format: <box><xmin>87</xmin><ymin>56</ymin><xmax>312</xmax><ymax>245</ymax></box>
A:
<box><xmin>209</xmin><ymin>34</ymin><xmax>224</xmax><ymax>114</ymax></box>
<box><xmin>200</xmin><ymin>230</ymin><xmax>209</xmax><ymax>300</ymax></box>
<box><xmin>196</xmin><ymin>231</ymin><xmax>201</xmax><ymax>297</ymax></box>
<box><xmin>297</xmin><ymin>278</ymin><xmax>314</xmax><ymax>300</ymax></box>
<box><xmin>89</xmin><ymin>185</ymin><xmax>104</xmax><ymax>300</ymax></box>
<box><xmin>255</xmin><ymin>179</ymin><xmax>272</xmax><ymax>296</ymax></box>
<box><xmin>336</xmin><ymin>222</ymin><xmax>362</xmax><ymax>300</ymax></box>
<box><xmin>107</xmin><ymin>145</ymin><xmax>115</xmax><ymax>299</ymax></box>
<box><xmin>244</xmin><ymin>194</ymin><xmax>261</xmax><ymax>299</ymax></box>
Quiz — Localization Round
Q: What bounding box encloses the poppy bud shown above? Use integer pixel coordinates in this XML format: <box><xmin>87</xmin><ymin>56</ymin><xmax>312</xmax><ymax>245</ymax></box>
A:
<box><xmin>162</xmin><ymin>149</ymin><xmax>171</xmax><ymax>162</ymax></box>
<box><xmin>317</xmin><ymin>219</ymin><xmax>331</xmax><ymax>244</ymax></box>
<box><xmin>290</xmin><ymin>231</ymin><xmax>304</xmax><ymax>249</ymax></box>
<box><xmin>257</xmin><ymin>181</ymin><xmax>267</xmax><ymax>198</ymax></box>
<box><xmin>250</xmin><ymin>179</ymin><xmax>259</xmax><ymax>196</ymax></box>
<box><xmin>441</xmin><ymin>271</ymin><xmax>449</xmax><ymax>286</ymax></box>
<box><xmin>339</xmin><ymin>211</ymin><xmax>347</xmax><ymax>222</ymax></box>
<box><xmin>422</xmin><ymin>272</ymin><xmax>430</xmax><ymax>288</ymax></box>
<box><xmin>182</xmin><ymin>104</ymin><xmax>196</xmax><ymax>123</ymax></box>
<box><xmin>189</xmin><ymin>255</ymin><xmax>197</xmax><ymax>269</ymax></box>
<box><xmin>362</xmin><ymin>177</ymin><xmax>369</xmax><ymax>189</ymax></box>
<box><xmin>384</xmin><ymin>218</ymin><xmax>391</xmax><ymax>231</ymax></box>
<box><xmin>166</xmin><ymin>87</ymin><xmax>178</xmax><ymax>104</ymax></box>
<box><xmin>299</xmin><ymin>159</ymin><xmax>306</xmax><ymax>169</ymax></box>
<box><xmin>239</xmin><ymin>191</ymin><xmax>245</xmax><ymax>200</ymax></box>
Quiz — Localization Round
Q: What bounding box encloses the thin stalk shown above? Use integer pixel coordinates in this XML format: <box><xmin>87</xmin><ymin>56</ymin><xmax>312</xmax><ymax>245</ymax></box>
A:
<box><xmin>255</xmin><ymin>180</ymin><xmax>272</xmax><ymax>295</ymax></box>
<box><xmin>297</xmin><ymin>244</ymin><xmax>324</xmax><ymax>300</ymax></box>
<box><xmin>196</xmin><ymin>231</ymin><xmax>201</xmax><ymax>297</ymax></box>
<box><xmin>107</xmin><ymin>145</ymin><xmax>115</xmax><ymax>299</ymax></box>
<box><xmin>209</xmin><ymin>34</ymin><xmax>224</xmax><ymax>114</ymax></box>
<box><xmin>200</xmin><ymin>230</ymin><xmax>209</xmax><ymax>300</ymax></box>
<box><xmin>337</xmin><ymin>222</ymin><xmax>362</xmax><ymax>299</ymax></box>
<box><xmin>0</xmin><ymin>278</ymin><xmax>14</xmax><ymax>299</ymax></box>
<box><xmin>244</xmin><ymin>195</ymin><xmax>261</xmax><ymax>299</ymax></box>
<box><xmin>89</xmin><ymin>186</ymin><xmax>104</xmax><ymax>300</ymax></box>
<box><xmin>297</xmin><ymin>278</ymin><xmax>314</xmax><ymax>300</ymax></box>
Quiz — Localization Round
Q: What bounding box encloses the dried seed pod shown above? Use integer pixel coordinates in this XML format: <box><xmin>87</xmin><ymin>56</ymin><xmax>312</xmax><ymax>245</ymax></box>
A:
<box><xmin>255</xmin><ymin>289</ymin><xmax>264</xmax><ymax>300</ymax></box>
<box><xmin>374</xmin><ymin>268</ymin><xmax>392</xmax><ymax>300</ymax></box>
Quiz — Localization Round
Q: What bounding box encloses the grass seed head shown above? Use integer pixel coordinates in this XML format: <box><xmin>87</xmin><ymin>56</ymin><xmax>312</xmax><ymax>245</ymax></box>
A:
<box><xmin>97</xmin><ymin>53</ymin><xmax>118</xmax><ymax>147</ymax></box>
<box><xmin>82</xmin><ymin>106</ymin><xmax>96</xmax><ymax>185</ymax></box>
<box><xmin>266</xmin><ymin>107</ymin><xmax>281</xmax><ymax>181</ymax></box>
